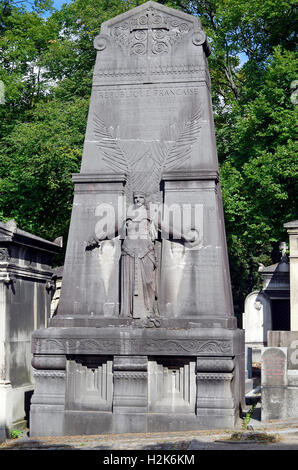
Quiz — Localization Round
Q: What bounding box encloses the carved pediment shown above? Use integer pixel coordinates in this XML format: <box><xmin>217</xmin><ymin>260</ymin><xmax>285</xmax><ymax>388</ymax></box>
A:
<box><xmin>98</xmin><ymin>1</ymin><xmax>204</xmax><ymax>56</ymax></box>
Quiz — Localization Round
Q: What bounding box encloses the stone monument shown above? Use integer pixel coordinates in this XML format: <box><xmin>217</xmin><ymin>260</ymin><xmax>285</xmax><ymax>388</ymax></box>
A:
<box><xmin>30</xmin><ymin>1</ymin><xmax>244</xmax><ymax>436</ymax></box>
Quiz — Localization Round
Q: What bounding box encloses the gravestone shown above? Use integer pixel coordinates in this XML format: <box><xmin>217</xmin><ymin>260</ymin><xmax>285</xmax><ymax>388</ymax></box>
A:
<box><xmin>261</xmin><ymin>347</ymin><xmax>288</xmax><ymax>420</ymax></box>
<box><xmin>243</xmin><ymin>291</ymin><xmax>272</xmax><ymax>362</ymax></box>
<box><xmin>268</xmin><ymin>331</ymin><xmax>298</xmax><ymax>369</ymax></box>
<box><xmin>262</xmin><ymin>347</ymin><xmax>288</xmax><ymax>387</ymax></box>
<box><xmin>264</xmin><ymin>331</ymin><xmax>298</xmax><ymax>420</ymax></box>
<box><xmin>30</xmin><ymin>1</ymin><xmax>244</xmax><ymax>436</ymax></box>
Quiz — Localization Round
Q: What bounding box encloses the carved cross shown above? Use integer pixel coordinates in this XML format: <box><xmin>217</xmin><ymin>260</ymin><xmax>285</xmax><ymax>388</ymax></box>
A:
<box><xmin>130</xmin><ymin>7</ymin><xmax>169</xmax><ymax>55</ymax></box>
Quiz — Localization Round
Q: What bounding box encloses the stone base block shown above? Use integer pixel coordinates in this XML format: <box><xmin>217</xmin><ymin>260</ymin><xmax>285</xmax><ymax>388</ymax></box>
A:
<box><xmin>30</xmin><ymin>405</ymin><xmax>65</xmax><ymax>437</ymax></box>
<box><xmin>195</xmin><ymin>408</ymin><xmax>238</xmax><ymax>429</ymax></box>
<box><xmin>64</xmin><ymin>411</ymin><xmax>113</xmax><ymax>436</ymax></box>
<box><xmin>286</xmin><ymin>387</ymin><xmax>298</xmax><ymax>418</ymax></box>
<box><xmin>262</xmin><ymin>386</ymin><xmax>298</xmax><ymax>421</ymax></box>
<box><xmin>30</xmin><ymin>326</ymin><xmax>244</xmax><ymax>436</ymax></box>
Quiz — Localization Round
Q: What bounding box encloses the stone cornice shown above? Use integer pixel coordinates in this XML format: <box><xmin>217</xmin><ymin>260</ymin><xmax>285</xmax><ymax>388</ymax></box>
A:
<box><xmin>32</xmin><ymin>327</ymin><xmax>243</xmax><ymax>356</ymax></box>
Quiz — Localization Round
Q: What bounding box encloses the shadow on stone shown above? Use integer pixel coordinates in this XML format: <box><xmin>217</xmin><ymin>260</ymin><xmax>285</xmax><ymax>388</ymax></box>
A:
<box><xmin>24</xmin><ymin>390</ymin><xmax>33</xmax><ymax>428</ymax></box>
<box><xmin>1</xmin><ymin>440</ymin><xmax>75</xmax><ymax>450</ymax></box>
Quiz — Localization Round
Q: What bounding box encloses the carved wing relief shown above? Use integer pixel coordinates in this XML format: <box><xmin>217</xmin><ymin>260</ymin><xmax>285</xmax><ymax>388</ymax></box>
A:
<box><xmin>93</xmin><ymin>104</ymin><xmax>202</xmax><ymax>200</ymax></box>
<box><xmin>161</xmin><ymin>107</ymin><xmax>202</xmax><ymax>172</ymax></box>
<box><xmin>93</xmin><ymin>112</ymin><xmax>131</xmax><ymax>174</ymax></box>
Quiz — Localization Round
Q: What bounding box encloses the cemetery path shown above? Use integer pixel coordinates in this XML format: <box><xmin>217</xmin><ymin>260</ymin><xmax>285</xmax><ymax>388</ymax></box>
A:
<box><xmin>1</xmin><ymin>426</ymin><xmax>298</xmax><ymax>450</ymax></box>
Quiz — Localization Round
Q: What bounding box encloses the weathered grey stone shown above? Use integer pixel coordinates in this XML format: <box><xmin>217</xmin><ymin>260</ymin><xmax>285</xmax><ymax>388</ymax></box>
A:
<box><xmin>268</xmin><ymin>330</ymin><xmax>298</xmax><ymax>369</ymax></box>
<box><xmin>262</xmin><ymin>347</ymin><xmax>288</xmax><ymax>387</ymax></box>
<box><xmin>0</xmin><ymin>220</ymin><xmax>60</xmax><ymax>438</ymax></box>
<box><xmin>285</xmin><ymin>385</ymin><xmax>298</xmax><ymax>419</ymax></box>
<box><xmin>261</xmin><ymin>347</ymin><xmax>288</xmax><ymax>421</ymax></box>
<box><xmin>148</xmin><ymin>358</ymin><xmax>196</xmax><ymax>414</ymax></box>
<box><xmin>263</xmin><ymin>331</ymin><xmax>298</xmax><ymax>420</ymax></box>
<box><xmin>30</xmin><ymin>1</ymin><xmax>244</xmax><ymax>436</ymax></box>
<box><xmin>32</xmin><ymin>326</ymin><xmax>243</xmax><ymax>356</ymax></box>
<box><xmin>243</xmin><ymin>291</ymin><xmax>272</xmax><ymax>362</ymax></box>
<box><xmin>30</xmin><ymin>370</ymin><xmax>65</xmax><ymax>436</ymax></box>
<box><xmin>262</xmin><ymin>387</ymin><xmax>288</xmax><ymax>421</ymax></box>
<box><xmin>284</xmin><ymin>220</ymin><xmax>298</xmax><ymax>330</ymax></box>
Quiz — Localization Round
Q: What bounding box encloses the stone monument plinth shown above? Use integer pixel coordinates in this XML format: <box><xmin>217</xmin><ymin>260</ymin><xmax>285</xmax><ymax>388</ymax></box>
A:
<box><xmin>30</xmin><ymin>1</ymin><xmax>244</xmax><ymax>436</ymax></box>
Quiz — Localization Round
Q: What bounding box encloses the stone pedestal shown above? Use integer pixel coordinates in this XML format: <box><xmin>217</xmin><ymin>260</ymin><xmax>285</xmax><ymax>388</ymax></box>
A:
<box><xmin>30</xmin><ymin>1</ymin><xmax>244</xmax><ymax>436</ymax></box>
<box><xmin>30</xmin><ymin>326</ymin><xmax>244</xmax><ymax>435</ymax></box>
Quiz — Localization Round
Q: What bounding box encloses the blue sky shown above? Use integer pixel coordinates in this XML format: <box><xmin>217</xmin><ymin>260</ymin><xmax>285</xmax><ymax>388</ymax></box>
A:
<box><xmin>52</xmin><ymin>0</ymin><xmax>70</xmax><ymax>8</ymax></box>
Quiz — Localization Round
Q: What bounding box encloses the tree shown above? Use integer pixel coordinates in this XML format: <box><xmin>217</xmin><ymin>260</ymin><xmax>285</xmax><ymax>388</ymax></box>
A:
<box><xmin>0</xmin><ymin>98</ymin><xmax>87</xmax><ymax>240</ymax></box>
<box><xmin>220</xmin><ymin>47</ymin><xmax>298</xmax><ymax>307</ymax></box>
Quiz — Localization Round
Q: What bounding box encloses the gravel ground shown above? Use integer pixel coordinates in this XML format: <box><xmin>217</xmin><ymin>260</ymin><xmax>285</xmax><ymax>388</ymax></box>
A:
<box><xmin>1</xmin><ymin>426</ymin><xmax>298</xmax><ymax>451</ymax></box>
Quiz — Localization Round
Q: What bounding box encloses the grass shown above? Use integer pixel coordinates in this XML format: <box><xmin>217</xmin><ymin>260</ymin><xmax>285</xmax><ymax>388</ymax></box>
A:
<box><xmin>228</xmin><ymin>432</ymin><xmax>279</xmax><ymax>443</ymax></box>
<box><xmin>9</xmin><ymin>429</ymin><xmax>22</xmax><ymax>439</ymax></box>
<box><xmin>242</xmin><ymin>404</ymin><xmax>256</xmax><ymax>430</ymax></box>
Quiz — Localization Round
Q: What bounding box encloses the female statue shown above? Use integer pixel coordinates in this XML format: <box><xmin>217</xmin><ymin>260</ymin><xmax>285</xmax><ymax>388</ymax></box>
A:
<box><xmin>87</xmin><ymin>192</ymin><xmax>199</xmax><ymax>320</ymax></box>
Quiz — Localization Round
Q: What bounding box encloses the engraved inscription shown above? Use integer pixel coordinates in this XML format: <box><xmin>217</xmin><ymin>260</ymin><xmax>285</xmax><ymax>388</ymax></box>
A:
<box><xmin>96</xmin><ymin>86</ymin><xmax>200</xmax><ymax>101</ymax></box>
<box><xmin>94</xmin><ymin>64</ymin><xmax>204</xmax><ymax>82</ymax></box>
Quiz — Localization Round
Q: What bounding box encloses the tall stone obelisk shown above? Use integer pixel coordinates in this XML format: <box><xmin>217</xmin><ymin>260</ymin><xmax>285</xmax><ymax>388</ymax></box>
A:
<box><xmin>30</xmin><ymin>1</ymin><xmax>244</xmax><ymax>436</ymax></box>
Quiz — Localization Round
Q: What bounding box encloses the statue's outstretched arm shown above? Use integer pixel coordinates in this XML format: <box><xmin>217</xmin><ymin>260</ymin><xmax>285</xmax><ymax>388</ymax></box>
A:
<box><xmin>86</xmin><ymin>217</ymin><xmax>124</xmax><ymax>250</ymax></box>
<box><xmin>155</xmin><ymin>211</ymin><xmax>200</xmax><ymax>248</ymax></box>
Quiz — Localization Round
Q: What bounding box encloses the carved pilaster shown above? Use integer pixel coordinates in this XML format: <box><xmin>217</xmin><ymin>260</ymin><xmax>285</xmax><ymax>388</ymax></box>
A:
<box><xmin>30</xmin><ymin>355</ymin><xmax>66</xmax><ymax>436</ymax></box>
<box><xmin>31</xmin><ymin>370</ymin><xmax>66</xmax><ymax>406</ymax></box>
<box><xmin>196</xmin><ymin>357</ymin><xmax>235</xmax><ymax>413</ymax></box>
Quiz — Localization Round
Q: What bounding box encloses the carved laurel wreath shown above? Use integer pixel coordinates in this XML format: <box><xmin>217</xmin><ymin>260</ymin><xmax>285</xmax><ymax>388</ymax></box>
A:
<box><xmin>93</xmin><ymin>105</ymin><xmax>202</xmax><ymax>201</ymax></box>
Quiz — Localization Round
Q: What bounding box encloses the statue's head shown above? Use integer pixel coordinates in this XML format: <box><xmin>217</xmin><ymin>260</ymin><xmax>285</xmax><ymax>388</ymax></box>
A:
<box><xmin>133</xmin><ymin>192</ymin><xmax>146</xmax><ymax>207</ymax></box>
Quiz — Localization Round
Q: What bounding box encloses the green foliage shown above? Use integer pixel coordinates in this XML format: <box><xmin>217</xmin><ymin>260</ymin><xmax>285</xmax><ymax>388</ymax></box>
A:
<box><xmin>0</xmin><ymin>0</ymin><xmax>297</xmax><ymax>310</ymax></box>
<box><xmin>9</xmin><ymin>429</ymin><xmax>22</xmax><ymax>439</ymax></box>
<box><xmin>220</xmin><ymin>47</ymin><xmax>298</xmax><ymax>305</ymax></box>
<box><xmin>0</xmin><ymin>98</ymin><xmax>87</xmax><ymax>239</ymax></box>
<box><xmin>242</xmin><ymin>403</ymin><xmax>256</xmax><ymax>430</ymax></box>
